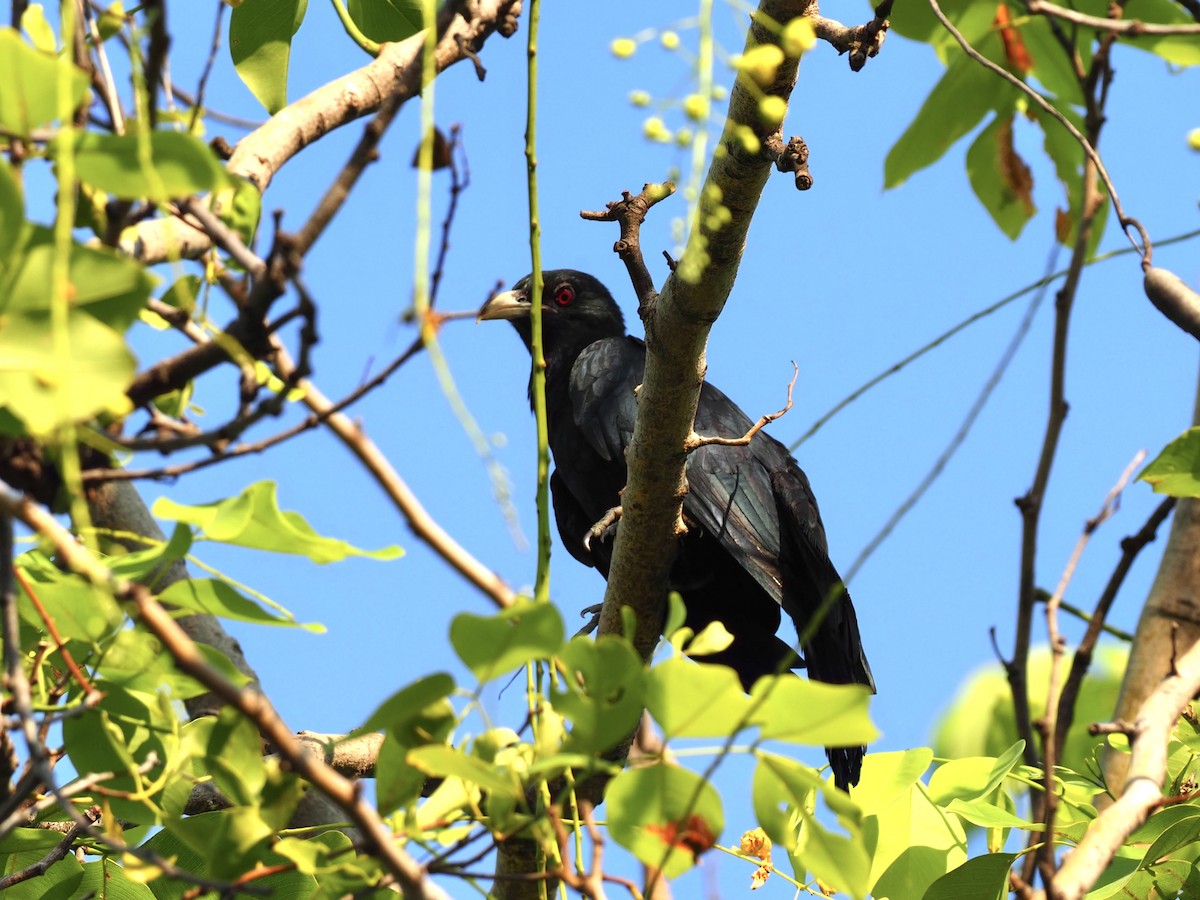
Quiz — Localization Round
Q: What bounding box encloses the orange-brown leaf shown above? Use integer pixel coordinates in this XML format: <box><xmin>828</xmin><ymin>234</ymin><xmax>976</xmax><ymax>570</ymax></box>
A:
<box><xmin>997</xmin><ymin>117</ymin><xmax>1035</xmax><ymax>215</ymax></box>
<box><xmin>646</xmin><ymin>813</ymin><xmax>718</xmax><ymax>858</ymax></box>
<box><xmin>994</xmin><ymin>4</ymin><xmax>1034</xmax><ymax>73</ymax></box>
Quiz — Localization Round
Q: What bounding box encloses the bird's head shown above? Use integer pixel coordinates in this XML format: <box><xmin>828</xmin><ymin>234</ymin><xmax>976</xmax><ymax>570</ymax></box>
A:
<box><xmin>477</xmin><ymin>269</ymin><xmax>626</xmax><ymax>354</ymax></box>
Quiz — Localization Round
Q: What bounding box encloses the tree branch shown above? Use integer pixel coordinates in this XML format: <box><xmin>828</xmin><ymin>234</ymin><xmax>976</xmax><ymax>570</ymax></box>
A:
<box><xmin>1047</xmin><ymin>638</ymin><xmax>1200</xmax><ymax>899</ymax></box>
<box><xmin>1027</xmin><ymin>0</ymin><xmax>1200</xmax><ymax>35</ymax></box>
<box><xmin>115</xmin><ymin>0</ymin><xmax>522</xmax><ymax>265</ymax></box>
<box><xmin>593</xmin><ymin>0</ymin><xmax>815</xmax><ymax>664</ymax></box>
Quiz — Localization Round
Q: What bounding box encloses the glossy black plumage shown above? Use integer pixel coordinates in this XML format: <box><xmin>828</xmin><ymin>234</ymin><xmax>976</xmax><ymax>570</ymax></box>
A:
<box><xmin>479</xmin><ymin>270</ymin><xmax>875</xmax><ymax>789</ymax></box>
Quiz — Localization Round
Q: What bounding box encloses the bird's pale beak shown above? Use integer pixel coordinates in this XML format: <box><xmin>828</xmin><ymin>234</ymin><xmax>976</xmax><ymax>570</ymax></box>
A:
<box><xmin>477</xmin><ymin>289</ymin><xmax>531</xmax><ymax>322</ymax></box>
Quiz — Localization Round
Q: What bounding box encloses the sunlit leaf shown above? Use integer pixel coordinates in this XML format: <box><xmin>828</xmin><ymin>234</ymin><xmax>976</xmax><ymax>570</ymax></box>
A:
<box><xmin>797</xmin><ymin>810</ymin><xmax>872</xmax><ymax>899</ymax></box>
<box><xmin>551</xmin><ymin>634</ymin><xmax>645</xmax><ymax>752</ymax></box>
<box><xmin>1141</xmin><ymin>428</ymin><xmax>1200</xmax><ymax>497</ymax></box>
<box><xmin>152</xmin><ymin>480</ymin><xmax>403</xmax><ymax>562</ymax></box>
<box><xmin>188</xmin><ymin>709</ymin><xmax>266</xmax><ymax>807</ymax></box>
<box><xmin>407</xmin><ymin>744</ymin><xmax>523</xmax><ymax>799</ymax></box>
<box><xmin>646</xmin><ymin>656</ymin><xmax>751</xmax><ymax>738</ymax></box>
<box><xmin>0</xmin><ymin>28</ymin><xmax>90</xmax><ymax>135</ymax></box>
<box><xmin>607</xmin><ymin>762</ymin><xmax>723</xmax><ymax>879</ymax></box>
<box><xmin>230</xmin><ymin>0</ymin><xmax>309</xmax><ymax>114</ymax></box>
<box><xmin>748</xmin><ymin>675</ymin><xmax>878</xmax><ymax>746</ymax></box>
<box><xmin>868</xmin><ymin>780</ymin><xmax>968</xmax><ymax>898</ymax></box>
<box><xmin>854</xmin><ymin>748</ymin><xmax>934</xmax><ymax>816</ymax></box>
<box><xmin>945</xmin><ymin>797</ymin><xmax>1041</xmax><ymax>829</ymax></box>
<box><xmin>15</xmin><ymin>551</ymin><xmax>122</xmax><ymax>643</ymax></box>
<box><xmin>752</xmin><ymin>752</ymin><xmax>861</xmax><ymax>852</ymax></box>
<box><xmin>72</xmin><ymin>131</ymin><xmax>232</xmax><ymax>202</ymax></box>
<box><xmin>360</xmin><ymin>672</ymin><xmax>455</xmax><ymax>734</ymax></box>
<box><xmin>159</xmin><ymin>578</ymin><xmax>324</xmax><ymax>631</ymax></box>
<box><xmin>4</xmin><ymin>225</ymin><xmax>154</xmax><ymax>330</ymax></box>
<box><xmin>0</xmin><ymin>310</ymin><xmax>135</xmax><ymax>435</ymax></box>
<box><xmin>0</xmin><ymin>159</ymin><xmax>23</xmax><ymax>266</ymax></box>
<box><xmin>450</xmin><ymin>600</ymin><xmax>563</xmax><ymax>683</ymax></box>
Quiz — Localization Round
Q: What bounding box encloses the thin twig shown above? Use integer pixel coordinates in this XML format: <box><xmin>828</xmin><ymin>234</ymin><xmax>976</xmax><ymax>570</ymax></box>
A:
<box><xmin>187</xmin><ymin>2</ymin><xmax>226</xmax><ymax>134</ymax></box>
<box><xmin>686</xmin><ymin>363</ymin><xmax>797</xmax><ymax>450</ymax></box>
<box><xmin>271</xmin><ymin>343</ymin><xmax>517</xmax><ymax>610</ymax></box>
<box><xmin>1053</xmin><ymin>497</ymin><xmax>1177</xmax><ymax>760</ymax></box>
<box><xmin>1038</xmin><ymin>451</ymin><xmax>1145</xmax><ymax>876</ymax></box>
<box><xmin>0</xmin><ymin>812</ymin><xmax>94</xmax><ymax>889</ymax></box>
<box><xmin>1028</xmin><ymin>0</ymin><xmax>1200</xmax><ymax>34</ymax></box>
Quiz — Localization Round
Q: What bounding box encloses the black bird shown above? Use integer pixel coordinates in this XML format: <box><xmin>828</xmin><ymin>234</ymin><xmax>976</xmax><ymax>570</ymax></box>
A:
<box><xmin>479</xmin><ymin>269</ymin><xmax>875</xmax><ymax>789</ymax></box>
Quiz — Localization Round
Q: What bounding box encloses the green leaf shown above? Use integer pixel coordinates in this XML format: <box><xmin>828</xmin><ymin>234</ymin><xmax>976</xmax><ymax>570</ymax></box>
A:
<box><xmin>1019</xmin><ymin>18</ymin><xmax>1086</xmax><ymax>106</ymax></box>
<box><xmin>0</xmin><ymin>28</ymin><xmax>90</xmax><ymax>135</ymax></box>
<box><xmin>97</xmin><ymin>628</ymin><xmax>207</xmax><ymax>698</ymax></box>
<box><xmin>1141</xmin><ymin>428</ymin><xmax>1200</xmax><ymax>497</ymax></box>
<box><xmin>62</xmin><ymin>683</ymin><xmax>174</xmax><ymax>822</ymax></box>
<box><xmin>923</xmin><ymin>852</ymin><xmax>1018</xmax><ymax>900</ymax></box>
<box><xmin>1140</xmin><ymin>813</ymin><xmax>1200</xmax><ymax>867</ymax></box>
<box><xmin>868</xmin><ymin>780</ymin><xmax>968</xmax><ymax>899</ymax></box>
<box><xmin>78</xmin><ymin>858</ymin><xmax>157</xmax><ymax>899</ymax></box>
<box><xmin>71</xmin><ymin>131</ymin><xmax>232</xmax><ymax>202</ymax></box>
<box><xmin>0</xmin><ymin>308</ymin><xmax>135</xmax><ymax>435</ymax></box>
<box><xmin>748</xmin><ymin>675</ymin><xmax>879</xmax><ymax>747</ymax></box>
<box><xmin>190</xmin><ymin>708</ymin><xmax>267</xmax><ymax>806</ymax></box>
<box><xmin>966</xmin><ymin>114</ymin><xmax>1035</xmax><ymax>240</ymax></box>
<box><xmin>752</xmin><ymin>752</ymin><xmax>861</xmax><ymax>852</ymax></box>
<box><xmin>347</xmin><ymin>0</ymin><xmax>421</xmax><ymax>42</ymax></box>
<box><xmin>0</xmin><ymin>159</ymin><xmax>23</xmax><ymax>266</ymax></box>
<box><xmin>4</xmin><ymin>226</ymin><xmax>155</xmax><ymax>331</ymax></box>
<box><xmin>551</xmin><ymin>634</ymin><xmax>645</xmax><ymax>752</ymax></box>
<box><xmin>888</xmin><ymin>0</ymin><xmax>987</xmax><ymax>56</ymax></box>
<box><xmin>230</xmin><ymin>0</ymin><xmax>309</xmax><ymax>114</ymax></box>
<box><xmin>159</xmin><ymin>578</ymin><xmax>323</xmax><ymax>631</ymax></box>
<box><xmin>450</xmin><ymin>600</ymin><xmax>564</xmax><ymax>683</ymax></box>
<box><xmin>103</xmin><ymin>522</ymin><xmax>193</xmax><ymax>585</ymax></box>
<box><xmin>20</xmin><ymin>5</ymin><xmax>57</xmax><ymax>53</ymax></box>
<box><xmin>607</xmin><ymin>762</ymin><xmax>724</xmax><ymax>879</ymax></box>
<box><xmin>854</xmin><ymin>748</ymin><xmax>934</xmax><ymax>815</ymax></box>
<box><xmin>359</xmin><ymin>672</ymin><xmax>456</xmax><ymax>734</ymax></box>
<box><xmin>215</xmin><ymin>177</ymin><xmax>263</xmax><ymax>246</ymax></box>
<box><xmin>945</xmin><ymin>797</ymin><xmax>1041</xmax><ymax>829</ymax></box>
<box><xmin>797</xmin><ymin>809</ymin><xmax>872</xmax><ymax>899</ymax></box>
<box><xmin>16</xmin><ymin>552</ymin><xmax>122</xmax><ymax>643</ymax></box>
<box><xmin>928</xmin><ymin>741</ymin><xmax>1025</xmax><ymax>805</ymax></box>
<box><xmin>167</xmin><ymin>807</ymin><xmax>275</xmax><ymax>881</ymax></box>
<box><xmin>1120</xmin><ymin>0</ymin><xmax>1200</xmax><ymax>66</ymax></box>
<box><xmin>407</xmin><ymin>744</ymin><xmax>523</xmax><ymax>799</ymax></box>
<box><xmin>153</xmin><ymin>480</ymin><xmax>403</xmax><ymax>562</ymax></box>
<box><xmin>886</xmin><ymin>41</ymin><xmax>1018</xmax><ymax>190</ymax></box>
<box><xmin>0</xmin><ymin>855</ymin><xmax>83</xmax><ymax>899</ymax></box>
<box><xmin>646</xmin><ymin>656</ymin><xmax>751</xmax><ymax>738</ymax></box>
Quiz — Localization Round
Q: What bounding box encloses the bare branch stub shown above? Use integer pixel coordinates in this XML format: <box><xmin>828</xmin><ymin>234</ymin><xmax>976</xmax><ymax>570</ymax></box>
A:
<box><xmin>686</xmin><ymin>362</ymin><xmax>799</xmax><ymax>450</ymax></box>
<box><xmin>581</xmin><ymin>182</ymin><xmax>675</xmax><ymax>313</ymax></box>
<box><xmin>811</xmin><ymin>0</ymin><xmax>892</xmax><ymax>72</ymax></box>
<box><xmin>766</xmin><ymin>135</ymin><xmax>813</xmax><ymax>191</ymax></box>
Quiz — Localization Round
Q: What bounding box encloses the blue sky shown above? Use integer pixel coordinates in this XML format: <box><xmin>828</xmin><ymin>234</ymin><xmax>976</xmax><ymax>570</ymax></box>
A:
<box><xmin>128</xmin><ymin>0</ymin><xmax>1200</xmax><ymax>891</ymax></box>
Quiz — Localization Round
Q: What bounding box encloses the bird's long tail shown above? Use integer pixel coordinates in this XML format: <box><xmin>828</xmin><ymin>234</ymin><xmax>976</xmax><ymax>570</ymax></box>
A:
<box><xmin>772</xmin><ymin>466</ymin><xmax>875</xmax><ymax>791</ymax></box>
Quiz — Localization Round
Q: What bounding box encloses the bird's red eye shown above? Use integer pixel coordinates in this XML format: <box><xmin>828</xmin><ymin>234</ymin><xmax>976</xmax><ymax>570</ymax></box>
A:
<box><xmin>554</xmin><ymin>284</ymin><xmax>575</xmax><ymax>307</ymax></box>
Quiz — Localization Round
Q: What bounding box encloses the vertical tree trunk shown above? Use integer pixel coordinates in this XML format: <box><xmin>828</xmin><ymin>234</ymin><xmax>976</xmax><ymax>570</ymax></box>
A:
<box><xmin>1102</xmin><ymin>358</ymin><xmax>1200</xmax><ymax>796</ymax></box>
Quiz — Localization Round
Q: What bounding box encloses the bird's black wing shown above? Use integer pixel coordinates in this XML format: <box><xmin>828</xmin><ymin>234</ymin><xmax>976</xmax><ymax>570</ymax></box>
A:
<box><xmin>544</xmin><ymin>336</ymin><xmax>644</xmax><ymax>569</ymax></box>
